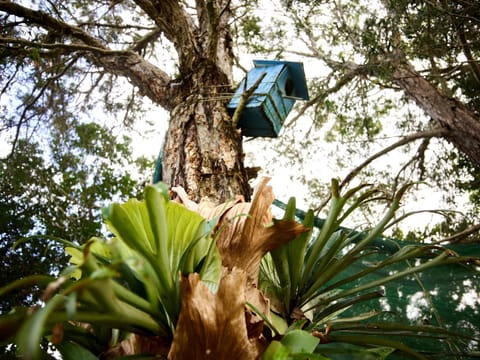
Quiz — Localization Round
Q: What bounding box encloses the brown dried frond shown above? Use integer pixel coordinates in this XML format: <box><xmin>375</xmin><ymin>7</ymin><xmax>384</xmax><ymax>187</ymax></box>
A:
<box><xmin>172</xmin><ymin>177</ymin><xmax>308</xmax><ymax>285</ymax></box>
<box><xmin>168</xmin><ymin>269</ymin><xmax>258</xmax><ymax>360</ymax></box>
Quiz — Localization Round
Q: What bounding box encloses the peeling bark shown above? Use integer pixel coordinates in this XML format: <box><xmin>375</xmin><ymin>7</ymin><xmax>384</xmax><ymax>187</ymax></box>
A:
<box><xmin>173</xmin><ymin>177</ymin><xmax>308</xmax><ymax>284</ymax></box>
<box><xmin>169</xmin><ymin>179</ymin><xmax>307</xmax><ymax>359</ymax></box>
<box><xmin>162</xmin><ymin>69</ymin><xmax>249</xmax><ymax>203</ymax></box>
<box><xmin>157</xmin><ymin>0</ymin><xmax>242</xmax><ymax>203</ymax></box>
<box><xmin>392</xmin><ymin>59</ymin><xmax>480</xmax><ymax>165</ymax></box>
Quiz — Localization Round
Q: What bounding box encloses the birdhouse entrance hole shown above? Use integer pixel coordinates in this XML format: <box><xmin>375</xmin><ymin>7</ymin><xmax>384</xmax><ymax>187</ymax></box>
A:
<box><xmin>285</xmin><ymin>78</ymin><xmax>294</xmax><ymax>97</ymax></box>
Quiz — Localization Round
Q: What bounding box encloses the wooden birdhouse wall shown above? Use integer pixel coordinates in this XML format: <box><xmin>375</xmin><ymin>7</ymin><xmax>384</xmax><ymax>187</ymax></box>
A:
<box><xmin>227</xmin><ymin>60</ymin><xmax>309</xmax><ymax>138</ymax></box>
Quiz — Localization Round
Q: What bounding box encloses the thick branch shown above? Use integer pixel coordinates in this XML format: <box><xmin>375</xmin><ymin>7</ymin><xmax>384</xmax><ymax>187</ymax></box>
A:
<box><xmin>391</xmin><ymin>56</ymin><xmax>480</xmax><ymax>166</ymax></box>
<box><xmin>133</xmin><ymin>0</ymin><xmax>200</xmax><ymax>73</ymax></box>
<box><xmin>0</xmin><ymin>1</ymin><xmax>175</xmax><ymax>109</ymax></box>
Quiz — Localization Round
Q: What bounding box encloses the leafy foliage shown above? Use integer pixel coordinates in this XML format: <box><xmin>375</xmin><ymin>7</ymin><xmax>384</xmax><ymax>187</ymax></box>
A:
<box><xmin>260</xmin><ymin>179</ymin><xmax>479</xmax><ymax>358</ymax></box>
<box><xmin>0</xmin><ymin>1</ymin><xmax>479</xmax><ymax>356</ymax></box>
<box><xmin>0</xmin><ymin>123</ymin><xmax>146</xmax><ymax>315</ymax></box>
<box><xmin>1</xmin><ymin>179</ymin><xmax>479</xmax><ymax>359</ymax></box>
<box><xmin>0</xmin><ymin>184</ymin><xmax>222</xmax><ymax>359</ymax></box>
<box><xmin>244</xmin><ymin>0</ymin><xmax>480</xmax><ymax>236</ymax></box>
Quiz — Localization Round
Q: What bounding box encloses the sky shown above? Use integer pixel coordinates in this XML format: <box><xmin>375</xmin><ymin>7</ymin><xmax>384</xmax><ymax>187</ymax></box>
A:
<box><xmin>0</xmin><ymin>0</ymin><xmax>473</xmax><ymax>239</ymax></box>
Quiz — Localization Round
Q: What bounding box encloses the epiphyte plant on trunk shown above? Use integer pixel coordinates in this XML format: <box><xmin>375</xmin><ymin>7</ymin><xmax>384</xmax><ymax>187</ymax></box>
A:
<box><xmin>1</xmin><ymin>179</ymin><xmax>478</xmax><ymax>359</ymax></box>
<box><xmin>1</xmin><ymin>182</ymin><xmax>223</xmax><ymax>358</ymax></box>
<box><xmin>260</xmin><ymin>179</ymin><xmax>479</xmax><ymax>358</ymax></box>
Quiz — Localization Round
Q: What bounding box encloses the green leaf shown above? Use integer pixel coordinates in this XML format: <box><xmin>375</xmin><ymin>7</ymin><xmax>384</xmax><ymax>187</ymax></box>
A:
<box><xmin>281</xmin><ymin>330</ymin><xmax>320</xmax><ymax>354</ymax></box>
<box><xmin>291</xmin><ymin>353</ymin><xmax>330</xmax><ymax>360</ymax></box>
<box><xmin>65</xmin><ymin>292</ymin><xmax>77</xmax><ymax>319</ymax></box>
<box><xmin>269</xmin><ymin>198</ymin><xmax>314</xmax><ymax>315</ymax></box>
<box><xmin>262</xmin><ymin>340</ymin><xmax>291</xmax><ymax>360</ymax></box>
<box><xmin>144</xmin><ymin>185</ymin><xmax>170</xmax><ymax>271</ymax></box>
<box><xmin>99</xmin><ymin>184</ymin><xmax>220</xmax><ymax>335</ymax></box>
<box><xmin>270</xmin><ymin>311</ymin><xmax>289</xmax><ymax>335</ymax></box>
<box><xmin>55</xmin><ymin>341</ymin><xmax>99</xmax><ymax>360</ymax></box>
<box><xmin>198</xmin><ymin>236</ymin><xmax>222</xmax><ymax>292</ymax></box>
<box><xmin>325</xmin><ymin>334</ymin><xmax>428</xmax><ymax>360</ymax></box>
<box><xmin>318</xmin><ymin>343</ymin><xmax>394</xmax><ymax>359</ymax></box>
<box><xmin>0</xmin><ymin>275</ymin><xmax>54</xmax><ymax>298</ymax></box>
<box><xmin>165</xmin><ymin>200</ymin><xmax>208</xmax><ymax>273</ymax></box>
<box><xmin>16</xmin><ymin>294</ymin><xmax>66</xmax><ymax>359</ymax></box>
<box><xmin>103</xmin><ymin>191</ymin><xmax>173</xmax><ymax>306</ymax></box>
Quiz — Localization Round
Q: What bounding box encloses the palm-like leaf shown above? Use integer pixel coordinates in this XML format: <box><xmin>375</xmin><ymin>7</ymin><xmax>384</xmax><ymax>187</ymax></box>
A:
<box><xmin>261</xmin><ymin>179</ymin><xmax>479</xmax><ymax>358</ymax></box>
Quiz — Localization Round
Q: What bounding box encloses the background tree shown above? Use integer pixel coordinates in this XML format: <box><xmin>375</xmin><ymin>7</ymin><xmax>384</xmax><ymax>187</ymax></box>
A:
<box><xmin>242</xmin><ymin>0</ymin><xmax>480</xmax><ymax>241</ymax></box>
<box><xmin>1</xmin><ymin>0</ymin><xmax>479</xmax><ymax>238</ymax></box>
<box><xmin>0</xmin><ymin>0</ymin><xmax>251</xmax><ymax>204</ymax></box>
<box><xmin>0</xmin><ymin>122</ymin><xmax>146</xmax><ymax>314</ymax></box>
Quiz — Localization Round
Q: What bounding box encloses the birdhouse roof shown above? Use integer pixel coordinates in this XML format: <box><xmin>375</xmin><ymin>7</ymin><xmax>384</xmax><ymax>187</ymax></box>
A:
<box><xmin>253</xmin><ymin>60</ymin><xmax>309</xmax><ymax>100</ymax></box>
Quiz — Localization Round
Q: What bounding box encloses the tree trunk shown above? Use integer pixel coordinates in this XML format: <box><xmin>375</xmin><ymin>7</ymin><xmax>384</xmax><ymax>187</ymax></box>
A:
<box><xmin>161</xmin><ymin>65</ymin><xmax>251</xmax><ymax>203</ymax></box>
<box><xmin>392</xmin><ymin>58</ymin><xmax>480</xmax><ymax>165</ymax></box>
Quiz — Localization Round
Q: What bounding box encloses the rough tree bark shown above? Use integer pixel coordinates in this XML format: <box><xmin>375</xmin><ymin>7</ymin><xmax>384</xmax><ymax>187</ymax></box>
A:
<box><xmin>390</xmin><ymin>54</ymin><xmax>480</xmax><ymax>165</ymax></box>
<box><xmin>161</xmin><ymin>70</ymin><xmax>250</xmax><ymax>203</ymax></box>
<box><xmin>0</xmin><ymin>0</ymin><xmax>250</xmax><ymax>203</ymax></box>
<box><xmin>133</xmin><ymin>0</ymin><xmax>250</xmax><ymax>203</ymax></box>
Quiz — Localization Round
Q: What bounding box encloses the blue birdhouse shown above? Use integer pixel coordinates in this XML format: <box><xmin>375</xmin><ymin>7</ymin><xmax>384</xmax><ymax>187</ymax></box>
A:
<box><xmin>227</xmin><ymin>60</ymin><xmax>309</xmax><ymax>137</ymax></box>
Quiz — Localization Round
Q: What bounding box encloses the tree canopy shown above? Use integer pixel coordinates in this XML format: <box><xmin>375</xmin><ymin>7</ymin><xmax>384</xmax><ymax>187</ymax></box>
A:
<box><xmin>1</xmin><ymin>0</ymin><xmax>480</xmax><ymax>358</ymax></box>
<box><xmin>0</xmin><ymin>121</ymin><xmax>147</xmax><ymax>314</ymax></box>
<box><xmin>1</xmin><ymin>0</ymin><xmax>479</xmax><ymax>236</ymax></box>
<box><xmin>241</xmin><ymin>0</ymin><xmax>480</xmax><ymax>240</ymax></box>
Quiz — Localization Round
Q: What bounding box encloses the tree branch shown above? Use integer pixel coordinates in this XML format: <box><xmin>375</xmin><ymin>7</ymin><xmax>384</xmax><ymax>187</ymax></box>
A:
<box><xmin>196</xmin><ymin>0</ymin><xmax>220</xmax><ymax>61</ymax></box>
<box><xmin>340</xmin><ymin>128</ymin><xmax>449</xmax><ymax>190</ymax></box>
<box><xmin>314</xmin><ymin>128</ymin><xmax>449</xmax><ymax>212</ymax></box>
<box><xmin>391</xmin><ymin>55</ymin><xmax>480</xmax><ymax>166</ymax></box>
<box><xmin>392</xmin><ymin>137</ymin><xmax>430</xmax><ymax>192</ymax></box>
<box><xmin>133</xmin><ymin>0</ymin><xmax>200</xmax><ymax>72</ymax></box>
<box><xmin>194</xmin><ymin>0</ymin><xmax>233</xmax><ymax>81</ymax></box>
<box><xmin>1</xmin><ymin>37</ymin><xmax>175</xmax><ymax>109</ymax></box>
<box><xmin>0</xmin><ymin>37</ymin><xmax>131</xmax><ymax>56</ymax></box>
<box><xmin>432</xmin><ymin>223</ymin><xmax>480</xmax><ymax>244</ymax></box>
<box><xmin>231</xmin><ymin>72</ymin><xmax>266</xmax><ymax>129</ymax></box>
<box><xmin>456</xmin><ymin>24</ymin><xmax>480</xmax><ymax>86</ymax></box>
<box><xmin>285</xmin><ymin>65</ymin><xmax>369</xmax><ymax>128</ymax></box>
<box><xmin>8</xmin><ymin>55</ymin><xmax>80</xmax><ymax>159</ymax></box>
<box><xmin>0</xmin><ymin>0</ymin><xmax>103</xmax><ymax>47</ymax></box>
<box><xmin>0</xmin><ymin>1</ymin><xmax>175</xmax><ymax>109</ymax></box>
<box><xmin>129</xmin><ymin>27</ymin><xmax>162</xmax><ymax>54</ymax></box>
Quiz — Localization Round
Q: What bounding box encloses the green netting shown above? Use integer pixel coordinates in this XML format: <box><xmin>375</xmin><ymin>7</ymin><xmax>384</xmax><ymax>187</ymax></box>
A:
<box><xmin>337</xmin><ymin>241</ymin><xmax>480</xmax><ymax>354</ymax></box>
<box><xmin>273</xmin><ymin>200</ymin><xmax>480</xmax><ymax>355</ymax></box>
